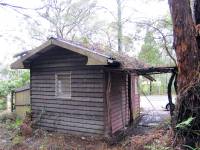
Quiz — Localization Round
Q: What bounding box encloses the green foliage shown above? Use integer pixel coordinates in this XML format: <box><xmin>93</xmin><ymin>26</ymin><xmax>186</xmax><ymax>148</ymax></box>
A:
<box><xmin>0</xmin><ymin>81</ymin><xmax>10</xmax><ymax>97</ymax></box>
<box><xmin>183</xmin><ymin>145</ymin><xmax>200</xmax><ymax>150</ymax></box>
<box><xmin>138</xmin><ymin>30</ymin><xmax>163</xmax><ymax>66</ymax></box>
<box><xmin>7</xmin><ymin>117</ymin><xmax>23</xmax><ymax>130</ymax></box>
<box><xmin>0</xmin><ymin>69</ymin><xmax>30</xmax><ymax>97</ymax></box>
<box><xmin>0</xmin><ymin>98</ymin><xmax>6</xmax><ymax>110</ymax></box>
<box><xmin>176</xmin><ymin>117</ymin><xmax>195</xmax><ymax>130</ymax></box>
<box><xmin>139</xmin><ymin>74</ymin><xmax>172</xmax><ymax>95</ymax></box>
<box><xmin>145</xmin><ymin>143</ymin><xmax>171</xmax><ymax>150</ymax></box>
<box><xmin>137</xmin><ymin>15</ymin><xmax>176</xmax><ymax>66</ymax></box>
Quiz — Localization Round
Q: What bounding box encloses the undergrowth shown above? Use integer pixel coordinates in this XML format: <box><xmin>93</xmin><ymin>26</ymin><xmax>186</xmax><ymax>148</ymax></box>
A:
<box><xmin>174</xmin><ymin>81</ymin><xmax>200</xmax><ymax>148</ymax></box>
<box><xmin>0</xmin><ymin>98</ymin><xmax>6</xmax><ymax>111</ymax></box>
<box><xmin>7</xmin><ymin>118</ymin><xmax>23</xmax><ymax>130</ymax></box>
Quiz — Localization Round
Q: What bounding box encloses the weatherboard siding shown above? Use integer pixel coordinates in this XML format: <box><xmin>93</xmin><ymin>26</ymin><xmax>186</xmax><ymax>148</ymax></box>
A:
<box><xmin>30</xmin><ymin>48</ymin><xmax>105</xmax><ymax>136</ymax></box>
<box><xmin>131</xmin><ymin>75</ymin><xmax>140</xmax><ymax>119</ymax></box>
<box><xmin>110</xmin><ymin>73</ymin><xmax>129</xmax><ymax>134</ymax></box>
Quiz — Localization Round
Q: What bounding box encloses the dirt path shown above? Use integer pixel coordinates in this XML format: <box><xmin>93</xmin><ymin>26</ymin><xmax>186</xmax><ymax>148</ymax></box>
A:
<box><xmin>0</xmin><ymin>109</ymin><xmax>170</xmax><ymax>150</ymax></box>
<box><xmin>0</xmin><ymin>124</ymin><xmax>12</xmax><ymax>150</ymax></box>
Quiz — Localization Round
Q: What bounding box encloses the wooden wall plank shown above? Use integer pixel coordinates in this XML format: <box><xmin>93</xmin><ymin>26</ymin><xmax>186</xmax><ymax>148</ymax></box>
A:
<box><xmin>32</xmin><ymin>111</ymin><xmax>103</xmax><ymax>121</ymax></box>
<box><xmin>31</xmin><ymin>47</ymin><xmax>105</xmax><ymax>136</ymax></box>
<box><xmin>109</xmin><ymin>72</ymin><xmax>129</xmax><ymax>134</ymax></box>
<box><xmin>34</xmin><ymin>124</ymin><xmax>102</xmax><ymax>136</ymax></box>
<box><xmin>32</xmin><ymin>115</ymin><xmax>104</xmax><ymax>126</ymax></box>
<box><xmin>32</xmin><ymin>99</ymin><xmax>103</xmax><ymax>107</ymax></box>
<box><xmin>31</xmin><ymin>103</ymin><xmax>104</xmax><ymax>111</ymax></box>
<box><xmin>36</xmin><ymin>119</ymin><xmax>103</xmax><ymax>130</ymax></box>
<box><xmin>31</xmin><ymin>95</ymin><xmax>103</xmax><ymax>102</ymax></box>
<box><xmin>36</xmin><ymin>122</ymin><xmax>103</xmax><ymax>134</ymax></box>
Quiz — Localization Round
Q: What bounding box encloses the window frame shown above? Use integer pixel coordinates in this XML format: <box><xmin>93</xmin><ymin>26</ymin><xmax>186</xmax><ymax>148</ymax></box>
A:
<box><xmin>55</xmin><ymin>72</ymin><xmax>71</xmax><ymax>99</ymax></box>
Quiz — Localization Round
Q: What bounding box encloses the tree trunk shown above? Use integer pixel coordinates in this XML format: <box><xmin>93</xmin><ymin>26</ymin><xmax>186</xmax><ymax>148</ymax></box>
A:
<box><xmin>169</xmin><ymin>0</ymin><xmax>199</xmax><ymax>89</ymax></box>
<box><xmin>150</xmin><ymin>81</ymin><xmax>152</xmax><ymax>95</ymax></box>
<box><xmin>117</xmin><ymin>0</ymin><xmax>122</xmax><ymax>53</ymax></box>
<box><xmin>194</xmin><ymin>0</ymin><xmax>200</xmax><ymax>52</ymax></box>
<box><xmin>168</xmin><ymin>0</ymin><xmax>200</xmax><ymax>147</ymax></box>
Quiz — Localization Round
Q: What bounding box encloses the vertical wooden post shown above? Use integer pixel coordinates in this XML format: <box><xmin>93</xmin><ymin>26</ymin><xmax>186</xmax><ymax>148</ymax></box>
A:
<box><xmin>128</xmin><ymin>74</ymin><xmax>133</xmax><ymax>125</ymax></box>
<box><xmin>105</xmin><ymin>72</ymin><xmax>112</xmax><ymax>136</ymax></box>
<box><xmin>150</xmin><ymin>81</ymin><xmax>152</xmax><ymax>95</ymax></box>
<box><xmin>11</xmin><ymin>90</ymin><xmax>14</xmax><ymax>112</ymax></box>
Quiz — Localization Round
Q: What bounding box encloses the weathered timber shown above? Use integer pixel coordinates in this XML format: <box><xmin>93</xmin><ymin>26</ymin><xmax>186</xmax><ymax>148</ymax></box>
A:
<box><xmin>31</xmin><ymin>99</ymin><xmax>103</xmax><ymax>107</ymax></box>
<box><xmin>36</xmin><ymin>122</ymin><xmax>103</xmax><ymax>134</ymax></box>
<box><xmin>32</xmin><ymin>111</ymin><xmax>104</xmax><ymax>121</ymax></box>
<box><xmin>32</xmin><ymin>115</ymin><xmax>104</xmax><ymax>126</ymax></box>
<box><xmin>32</xmin><ymin>107</ymin><xmax>103</xmax><ymax>116</ymax></box>
<box><xmin>37</xmin><ymin>119</ymin><xmax>104</xmax><ymax>130</ymax></box>
<box><xmin>31</xmin><ymin>103</ymin><xmax>104</xmax><ymax>111</ymax></box>
<box><xmin>31</xmin><ymin>95</ymin><xmax>103</xmax><ymax>102</ymax></box>
<box><xmin>109</xmin><ymin>72</ymin><xmax>129</xmax><ymax>134</ymax></box>
<box><xmin>30</xmin><ymin>48</ymin><xmax>105</xmax><ymax>135</ymax></box>
<box><xmin>12</xmin><ymin>37</ymin><xmax>142</xmax><ymax>138</ymax></box>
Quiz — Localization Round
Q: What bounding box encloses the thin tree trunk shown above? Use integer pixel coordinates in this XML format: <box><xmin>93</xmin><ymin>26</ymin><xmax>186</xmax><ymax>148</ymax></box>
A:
<box><xmin>117</xmin><ymin>0</ymin><xmax>122</xmax><ymax>53</ymax></box>
<box><xmin>149</xmin><ymin>81</ymin><xmax>152</xmax><ymax>95</ymax></box>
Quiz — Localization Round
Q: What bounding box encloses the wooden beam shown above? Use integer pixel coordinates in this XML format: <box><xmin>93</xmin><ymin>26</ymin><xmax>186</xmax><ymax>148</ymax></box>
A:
<box><xmin>128</xmin><ymin>74</ymin><xmax>133</xmax><ymax>125</ymax></box>
<box><xmin>134</xmin><ymin>67</ymin><xmax>177</xmax><ymax>75</ymax></box>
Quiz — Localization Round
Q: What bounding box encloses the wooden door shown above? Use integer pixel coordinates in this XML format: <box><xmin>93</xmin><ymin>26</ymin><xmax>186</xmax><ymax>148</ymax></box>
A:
<box><xmin>131</xmin><ymin>75</ymin><xmax>140</xmax><ymax>120</ymax></box>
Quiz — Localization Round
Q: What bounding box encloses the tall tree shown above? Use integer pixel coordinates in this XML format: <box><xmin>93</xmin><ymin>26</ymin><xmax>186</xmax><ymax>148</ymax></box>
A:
<box><xmin>116</xmin><ymin>0</ymin><xmax>122</xmax><ymax>52</ymax></box>
<box><xmin>134</xmin><ymin>17</ymin><xmax>177</xmax><ymax>66</ymax></box>
<box><xmin>169</xmin><ymin>0</ymin><xmax>200</xmax><ymax>147</ymax></box>
<box><xmin>97</xmin><ymin>0</ymin><xmax>137</xmax><ymax>52</ymax></box>
<box><xmin>138</xmin><ymin>30</ymin><xmax>163</xmax><ymax>66</ymax></box>
<box><xmin>28</xmin><ymin>0</ymin><xmax>97</xmax><ymax>41</ymax></box>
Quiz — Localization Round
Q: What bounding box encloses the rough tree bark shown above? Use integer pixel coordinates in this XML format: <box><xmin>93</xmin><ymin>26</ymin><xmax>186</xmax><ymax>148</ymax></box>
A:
<box><xmin>169</xmin><ymin>0</ymin><xmax>199</xmax><ymax>89</ymax></box>
<box><xmin>168</xmin><ymin>0</ymin><xmax>200</xmax><ymax>147</ymax></box>
<box><xmin>194</xmin><ymin>0</ymin><xmax>200</xmax><ymax>52</ymax></box>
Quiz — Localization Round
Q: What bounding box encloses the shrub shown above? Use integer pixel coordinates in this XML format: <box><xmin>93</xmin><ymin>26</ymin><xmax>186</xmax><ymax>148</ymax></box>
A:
<box><xmin>0</xmin><ymin>98</ymin><xmax>6</xmax><ymax>110</ymax></box>
<box><xmin>0</xmin><ymin>69</ymin><xmax>30</xmax><ymax>98</ymax></box>
<box><xmin>8</xmin><ymin>118</ymin><xmax>23</xmax><ymax>130</ymax></box>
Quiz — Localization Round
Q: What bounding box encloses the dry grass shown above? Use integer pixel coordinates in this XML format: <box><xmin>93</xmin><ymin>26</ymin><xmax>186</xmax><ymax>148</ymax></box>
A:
<box><xmin>131</xmin><ymin>128</ymin><xmax>174</xmax><ymax>150</ymax></box>
<box><xmin>0</xmin><ymin>112</ymin><xmax>177</xmax><ymax>150</ymax></box>
<box><xmin>6</xmin><ymin>127</ymin><xmax>176</xmax><ymax>150</ymax></box>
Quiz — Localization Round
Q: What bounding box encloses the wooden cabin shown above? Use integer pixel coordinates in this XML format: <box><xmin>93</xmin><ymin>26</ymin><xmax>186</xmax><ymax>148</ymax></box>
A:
<box><xmin>11</xmin><ymin>38</ymin><xmax>146</xmax><ymax>138</ymax></box>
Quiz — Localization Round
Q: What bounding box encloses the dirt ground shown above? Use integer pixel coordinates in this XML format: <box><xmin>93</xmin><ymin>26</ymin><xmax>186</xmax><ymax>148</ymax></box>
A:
<box><xmin>0</xmin><ymin>109</ymin><xmax>173</xmax><ymax>150</ymax></box>
<box><xmin>0</xmin><ymin>124</ymin><xmax>12</xmax><ymax>150</ymax></box>
<box><xmin>0</xmin><ymin>122</ymin><xmax>172</xmax><ymax>150</ymax></box>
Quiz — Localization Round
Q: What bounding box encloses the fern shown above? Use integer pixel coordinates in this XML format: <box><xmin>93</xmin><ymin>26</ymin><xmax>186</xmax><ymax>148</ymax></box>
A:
<box><xmin>176</xmin><ymin>117</ymin><xmax>195</xmax><ymax>129</ymax></box>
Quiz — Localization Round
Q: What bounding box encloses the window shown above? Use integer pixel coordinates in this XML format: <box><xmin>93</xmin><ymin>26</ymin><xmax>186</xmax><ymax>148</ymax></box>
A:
<box><xmin>55</xmin><ymin>73</ymin><xmax>71</xmax><ymax>98</ymax></box>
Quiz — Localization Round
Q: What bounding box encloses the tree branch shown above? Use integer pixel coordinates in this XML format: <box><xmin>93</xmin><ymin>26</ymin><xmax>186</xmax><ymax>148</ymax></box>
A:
<box><xmin>0</xmin><ymin>2</ymin><xmax>28</xmax><ymax>9</ymax></box>
<box><xmin>134</xmin><ymin>21</ymin><xmax>177</xmax><ymax>66</ymax></box>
